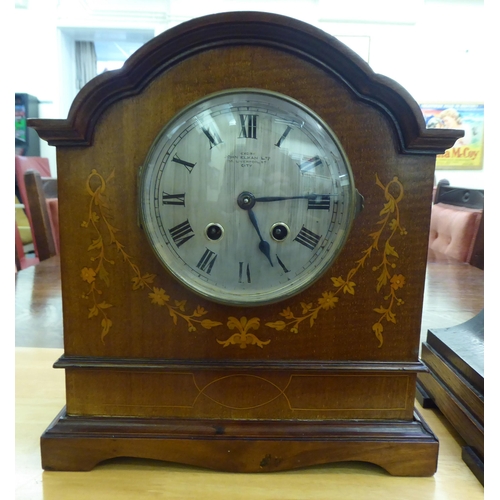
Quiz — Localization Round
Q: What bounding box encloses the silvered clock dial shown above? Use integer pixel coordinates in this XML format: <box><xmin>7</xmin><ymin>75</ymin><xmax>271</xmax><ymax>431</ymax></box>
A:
<box><xmin>139</xmin><ymin>89</ymin><xmax>360</xmax><ymax>306</ymax></box>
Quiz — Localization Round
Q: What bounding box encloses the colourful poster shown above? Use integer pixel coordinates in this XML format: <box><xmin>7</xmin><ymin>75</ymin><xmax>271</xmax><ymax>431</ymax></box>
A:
<box><xmin>15</xmin><ymin>104</ymin><xmax>26</xmax><ymax>142</ymax></box>
<box><xmin>420</xmin><ymin>104</ymin><xmax>484</xmax><ymax>169</ymax></box>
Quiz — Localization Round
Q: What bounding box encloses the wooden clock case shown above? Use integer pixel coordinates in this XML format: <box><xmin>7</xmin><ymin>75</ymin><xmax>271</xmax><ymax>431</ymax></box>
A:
<box><xmin>30</xmin><ymin>12</ymin><xmax>461</xmax><ymax>475</ymax></box>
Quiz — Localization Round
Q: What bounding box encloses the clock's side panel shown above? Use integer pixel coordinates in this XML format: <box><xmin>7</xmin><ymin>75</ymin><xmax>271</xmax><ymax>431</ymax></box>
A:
<box><xmin>56</xmin><ymin>45</ymin><xmax>434</xmax><ymax>420</ymax></box>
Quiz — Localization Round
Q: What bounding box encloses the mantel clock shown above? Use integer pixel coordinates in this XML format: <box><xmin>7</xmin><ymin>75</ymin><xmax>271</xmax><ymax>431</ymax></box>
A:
<box><xmin>30</xmin><ymin>12</ymin><xmax>461</xmax><ymax>475</ymax></box>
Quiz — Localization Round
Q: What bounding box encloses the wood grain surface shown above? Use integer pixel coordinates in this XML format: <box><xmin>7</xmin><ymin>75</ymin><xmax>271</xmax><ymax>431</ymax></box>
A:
<box><xmin>15</xmin><ymin>347</ymin><xmax>485</xmax><ymax>499</ymax></box>
<box><xmin>23</xmin><ymin>11</ymin><xmax>470</xmax><ymax>477</ymax></box>
<box><xmin>51</xmin><ymin>43</ymin><xmax>441</xmax><ymax>364</ymax></box>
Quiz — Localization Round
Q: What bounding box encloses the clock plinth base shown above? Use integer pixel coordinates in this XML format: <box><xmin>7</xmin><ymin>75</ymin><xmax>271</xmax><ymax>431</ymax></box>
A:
<box><xmin>41</xmin><ymin>407</ymin><xmax>438</xmax><ymax>476</ymax></box>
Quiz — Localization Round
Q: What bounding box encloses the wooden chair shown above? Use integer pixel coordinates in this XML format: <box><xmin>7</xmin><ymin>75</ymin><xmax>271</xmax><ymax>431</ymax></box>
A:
<box><xmin>15</xmin><ymin>156</ymin><xmax>54</xmax><ymax>256</ymax></box>
<box><xmin>15</xmin><ymin>156</ymin><xmax>51</xmax><ymax>210</ymax></box>
<box><xmin>23</xmin><ymin>170</ymin><xmax>59</xmax><ymax>262</ymax></box>
<box><xmin>429</xmin><ymin>182</ymin><xmax>484</xmax><ymax>269</ymax></box>
<box><xmin>434</xmin><ymin>180</ymin><xmax>484</xmax><ymax>209</ymax></box>
<box><xmin>15</xmin><ymin>222</ymin><xmax>39</xmax><ymax>271</ymax></box>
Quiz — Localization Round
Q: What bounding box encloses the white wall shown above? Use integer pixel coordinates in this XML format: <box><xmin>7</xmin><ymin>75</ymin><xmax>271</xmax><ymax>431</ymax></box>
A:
<box><xmin>318</xmin><ymin>0</ymin><xmax>486</xmax><ymax>189</ymax></box>
<box><xmin>13</xmin><ymin>0</ymin><xmax>486</xmax><ymax>188</ymax></box>
<box><xmin>14</xmin><ymin>0</ymin><xmax>61</xmax><ymax>171</ymax></box>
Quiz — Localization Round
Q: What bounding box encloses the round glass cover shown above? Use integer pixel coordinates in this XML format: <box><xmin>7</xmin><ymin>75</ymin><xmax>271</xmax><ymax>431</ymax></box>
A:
<box><xmin>139</xmin><ymin>89</ymin><xmax>356</xmax><ymax>306</ymax></box>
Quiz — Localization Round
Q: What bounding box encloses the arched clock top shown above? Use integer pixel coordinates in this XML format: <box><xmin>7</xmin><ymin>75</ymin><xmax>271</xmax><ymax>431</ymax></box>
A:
<box><xmin>28</xmin><ymin>11</ymin><xmax>462</xmax><ymax>153</ymax></box>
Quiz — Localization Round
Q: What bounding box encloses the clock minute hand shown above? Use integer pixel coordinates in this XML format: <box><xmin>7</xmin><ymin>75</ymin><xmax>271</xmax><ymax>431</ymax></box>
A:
<box><xmin>247</xmin><ymin>209</ymin><xmax>273</xmax><ymax>267</ymax></box>
<box><xmin>254</xmin><ymin>194</ymin><xmax>337</xmax><ymax>202</ymax></box>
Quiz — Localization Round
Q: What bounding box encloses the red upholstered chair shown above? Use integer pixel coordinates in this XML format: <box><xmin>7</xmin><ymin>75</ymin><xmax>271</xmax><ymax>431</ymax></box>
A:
<box><xmin>428</xmin><ymin>184</ymin><xmax>484</xmax><ymax>268</ymax></box>
<box><xmin>429</xmin><ymin>204</ymin><xmax>483</xmax><ymax>262</ymax></box>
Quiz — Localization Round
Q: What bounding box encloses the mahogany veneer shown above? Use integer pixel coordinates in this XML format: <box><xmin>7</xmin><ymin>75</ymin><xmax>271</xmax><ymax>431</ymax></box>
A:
<box><xmin>29</xmin><ymin>12</ymin><xmax>461</xmax><ymax>474</ymax></box>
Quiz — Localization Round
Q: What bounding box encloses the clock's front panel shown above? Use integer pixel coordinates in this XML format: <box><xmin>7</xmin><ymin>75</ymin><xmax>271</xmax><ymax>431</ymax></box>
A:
<box><xmin>57</xmin><ymin>45</ymin><xmax>435</xmax><ymax>421</ymax></box>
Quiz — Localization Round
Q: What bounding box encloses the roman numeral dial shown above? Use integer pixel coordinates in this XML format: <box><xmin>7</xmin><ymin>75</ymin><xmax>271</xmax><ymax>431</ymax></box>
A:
<box><xmin>169</xmin><ymin>220</ymin><xmax>195</xmax><ymax>248</ymax></box>
<box><xmin>298</xmin><ymin>156</ymin><xmax>323</xmax><ymax>172</ymax></box>
<box><xmin>141</xmin><ymin>89</ymin><xmax>357</xmax><ymax>307</ymax></box>
<box><xmin>197</xmin><ymin>249</ymin><xmax>217</xmax><ymax>275</ymax></box>
<box><xmin>201</xmin><ymin>124</ymin><xmax>223</xmax><ymax>149</ymax></box>
<box><xmin>162</xmin><ymin>192</ymin><xmax>185</xmax><ymax>206</ymax></box>
<box><xmin>275</xmin><ymin>125</ymin><xmax>292</xmax><ymax>148</ymax></box>
<box><xmin>239</xmin><ymin>114</ymin><xmax>257</xmax><ymax>139</ymax></box>
<box><xmin>239</xmin><ymin>262</ymin><xmax>251</xmax><ymax>283</ymax></box>
<box><xmin>294</xmin><ymin>226</ymin><xmax>322</xmax><ymax>250</ymax></box>
<box><xmin>172</xmin><ymin>154</ymin><xmax>196</xmax><ymax>173</ymax></box>
<box><xmin>307</xmin><ymin>195</ymin><xmax>331</xmax><ymax>210</ymax></box>
<box><xmin>276</xmin><ymin>255</ymin><xmax>290</xmax><ymax>273</ymax></box>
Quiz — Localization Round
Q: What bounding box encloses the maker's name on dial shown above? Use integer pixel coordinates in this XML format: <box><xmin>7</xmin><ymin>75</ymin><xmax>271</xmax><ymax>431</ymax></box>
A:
<box><xmin>226</xmin><ymin>153</ymin><xmax>271</xmax><ymax>167</ymax></box>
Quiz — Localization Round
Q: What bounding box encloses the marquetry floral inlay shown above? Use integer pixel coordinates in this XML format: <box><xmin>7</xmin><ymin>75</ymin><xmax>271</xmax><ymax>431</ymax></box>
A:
<box><xmin>217</xmin><ymin>317</ymin><xmax>271</xmax><ymax>349</ymax></box>
<box><xmin>81</xmin><ymin>169</ymin><xmax>223</xmax><ymax>343</ymax></box>
<box><xmin>81</xmin><ymin>170</ymin><xmax>406</xmax><ymax>348</ymax></box>
<box><xmin>266</xmin><ymin>174</ymin><xmax>407</xmax><ymax>347</ymax></box>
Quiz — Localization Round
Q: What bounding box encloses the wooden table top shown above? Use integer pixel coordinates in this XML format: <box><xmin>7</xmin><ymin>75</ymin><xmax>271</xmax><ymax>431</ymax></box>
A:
<box><xmin>15</xmin><ymin>251</ymin><xmax>485</xmax><ymax>499</ymax></box>
<box><xmin>16</xmin><ymin>255</ymin><xmax>62</xmax><ymax>348</ymax></box>
<box><xmin>422</xmin><ymin>249</ymin><xmax>484</xmax><ymax>337</ymax></box>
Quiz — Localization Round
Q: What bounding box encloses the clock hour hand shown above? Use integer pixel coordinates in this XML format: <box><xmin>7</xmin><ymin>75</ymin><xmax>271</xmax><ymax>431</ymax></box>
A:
<box><xmin>236</xmin><ymin>192</ymin><xmax>273</xmax><ymax>267</ymax></box>
<box><xmin>247</xmin><ymin>209</ymin><xmax>273</xmax><ymax>267</ymax></box>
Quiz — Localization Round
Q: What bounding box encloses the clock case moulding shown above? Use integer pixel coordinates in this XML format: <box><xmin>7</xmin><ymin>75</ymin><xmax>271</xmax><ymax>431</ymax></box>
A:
<box><xmin>29</xmin><ymin>11</ymin><xmax>462</xmax><ymax>475</ymax></box>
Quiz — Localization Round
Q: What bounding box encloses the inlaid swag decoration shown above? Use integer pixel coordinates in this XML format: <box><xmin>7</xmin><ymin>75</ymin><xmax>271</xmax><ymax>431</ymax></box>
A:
<box><xmin>265</xmin><ymin>174</ymin><xmax>407</xmax><ymax>347</ymax></box>
<box><xmin>81</xmin><ymin>169</ymin><xmax>223</xmax><ymax>343</ymax></box>
<box><xmin>81</xmin><ymin>169</ymin><xmax>406</xmax><ymax>348</ymax></box>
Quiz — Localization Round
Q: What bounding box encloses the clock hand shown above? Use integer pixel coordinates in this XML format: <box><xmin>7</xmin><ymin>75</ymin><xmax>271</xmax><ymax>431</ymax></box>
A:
<box><xmin>253</xmin><ymin>194</ymin><xmax>337</xmax><ymax>202</ymax></box>
<box><xmin>236</xmin><ymin>192</ymin><xmax>273</xmax><ymax>267</ymax></box>
<box><xmin>247</xmin><ymin>209</ymin><xmax>273</xmax><ymax>267</ymax></box>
